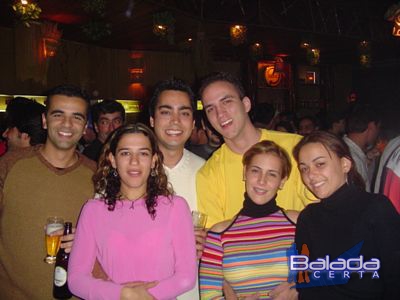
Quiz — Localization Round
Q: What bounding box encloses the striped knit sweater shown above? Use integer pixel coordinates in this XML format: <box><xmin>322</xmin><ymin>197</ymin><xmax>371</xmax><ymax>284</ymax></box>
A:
<box><xmin>199</xmin><ymin>210</ymin><xmax>296</xmax><ymax>299</ymax></box>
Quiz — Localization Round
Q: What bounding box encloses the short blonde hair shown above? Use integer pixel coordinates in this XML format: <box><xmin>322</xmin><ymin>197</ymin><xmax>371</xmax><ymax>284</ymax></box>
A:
<box><xmin>243</xmin><ymin>140</ymin><xmax>292</xmax><ymax>179</ymax></box>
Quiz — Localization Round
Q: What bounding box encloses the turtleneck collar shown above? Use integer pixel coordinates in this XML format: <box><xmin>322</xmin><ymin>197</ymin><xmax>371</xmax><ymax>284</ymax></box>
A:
<box><xmin>321</xmin><ymin>183</ymin><xmax>358</xmax><ymax>209</ymax></box>
<box><xmin>240</xmin><ymin>193</ymin><xmax>280</xmax><ymax>218</ymax></box>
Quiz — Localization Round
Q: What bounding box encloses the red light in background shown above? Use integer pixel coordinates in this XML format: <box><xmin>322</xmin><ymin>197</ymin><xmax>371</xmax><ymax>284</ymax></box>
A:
<box><xmin>129</xmin><ymin>83</ymin><xmax>145</xmax><ymax>99</ymax></box>
<box><xmin>305</xmin><ymin>71</ymin><xmax>316</xmax><ymax>84</ymax></box>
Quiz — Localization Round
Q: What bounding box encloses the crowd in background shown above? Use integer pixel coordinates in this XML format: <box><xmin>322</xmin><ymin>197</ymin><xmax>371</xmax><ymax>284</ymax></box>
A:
<box><xmin>0</xmin><ymin>73</ymin><xmax>399</xmax><ymax>300</ymax></box>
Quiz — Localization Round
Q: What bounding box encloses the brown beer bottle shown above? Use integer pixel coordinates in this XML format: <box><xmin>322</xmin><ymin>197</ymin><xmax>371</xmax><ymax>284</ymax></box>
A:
<box><xmin>53</xmin><ymin>222</ymin><xmax>73</xmax><ymax>299</ymax></box>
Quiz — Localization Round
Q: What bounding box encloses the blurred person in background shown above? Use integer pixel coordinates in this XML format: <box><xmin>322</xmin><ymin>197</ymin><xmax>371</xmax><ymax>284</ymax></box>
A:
<box><xmin>343</xmin><ymin>106</ymin><xmax>381</xmax><ymax>191</ymax></box>
<box><xmin>297</xmin><ymin>115</ymin><xmax>319</xmax><ymax>136</ymax></box>
<box><xmin>2</xmin><ymin>97</ymin><xmax>46</xmax><ymax>153</ymax></box>
<box><xmin>275</xmin><ymin>120</ymin><xmax>296</xmax><ymax>133</ymax></box>
<box><xmin>251</xmin><ymin>102</ymin><xmax>275</xmax><ymax>129</ymax></box>
<box><xmin>382</xmin><ymin>143</ymin><xmax>400</xmax><ymax>213</ymax></box>
<box><xmin>0</xmin><ymin>139</ymin><xmax>5</xmax><ymax>156</ymax></box>
<box><xmin>188</xmin><ymin>110</ymin><xmax>208</xmax><ymax>147</ymax></box>
<box><xmin>77</xmin><ymin>114</ymin><xmax>96</xmax><ymax>153</ymax></box>
<box><xmin>188</xmin><ymin>110</ymin><xmax>222</xmax><ymax>160</ymax></box>
<box><xmin>326</xmin><ymin>111</ymin><xmax>346</xmax><ymax>137</ymax></box>
<box><xmin>374</xmin><ymin>134</ymin><xmax>400</xmax><ymax>194</ymax></box>
<box><xmin>83</xmin><ymin>99</ymin><xmax>125</xmax><ymax>161</ymax></box>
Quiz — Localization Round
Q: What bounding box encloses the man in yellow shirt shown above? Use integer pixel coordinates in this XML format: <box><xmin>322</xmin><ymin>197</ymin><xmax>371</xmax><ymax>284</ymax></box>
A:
<box><xmin>196</xmin><ymin>72</ymin><xmax>314</xmax><ymax>227</ymax></box>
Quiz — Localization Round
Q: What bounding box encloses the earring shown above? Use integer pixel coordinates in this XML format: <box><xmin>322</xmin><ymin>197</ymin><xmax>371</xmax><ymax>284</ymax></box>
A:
<box><xmin>112</xmin><ymin>168</ymin><xmax>118</xmax><ymax>177</ymax></box>
<box><xmin>151</xmin><ymin>168</ymin><xmax>156</xmax><ymax>177</ymax></box>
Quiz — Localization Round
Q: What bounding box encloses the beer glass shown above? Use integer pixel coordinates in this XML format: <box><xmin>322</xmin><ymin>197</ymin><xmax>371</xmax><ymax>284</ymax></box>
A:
<box><xmin>44</xmin><ymin>217</ymin><xmax>64</xmax><ymax>264</ymax></box>
<box><xmin>192</xmin><ymin>211</ymin><xmax>207</xmax><ymax>229</ymax></box>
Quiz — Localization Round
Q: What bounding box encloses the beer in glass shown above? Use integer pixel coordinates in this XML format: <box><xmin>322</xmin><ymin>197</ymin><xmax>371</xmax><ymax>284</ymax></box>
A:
<box><xmin>44</xmin><ymin>217</ymin><xmax>64</xmax><ymax>264</ymax></box>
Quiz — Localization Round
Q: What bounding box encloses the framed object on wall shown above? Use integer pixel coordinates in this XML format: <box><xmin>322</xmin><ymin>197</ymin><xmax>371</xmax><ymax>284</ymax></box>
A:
<box><xmin>257</xmin><ymin>60</ymin><xmax>291</xmax><ymax>89</ymax></box>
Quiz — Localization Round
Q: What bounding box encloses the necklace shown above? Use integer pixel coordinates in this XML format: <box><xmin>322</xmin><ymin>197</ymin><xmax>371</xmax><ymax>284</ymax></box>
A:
<box><xmin>119</xmin><ymin>192</ymin><xmax>147</xmax><ymax>201</ymax></box>
<box><xmin>118</xmin><ymin>192</ymin><xmax>147</xmax><ymax>210</ymax></box>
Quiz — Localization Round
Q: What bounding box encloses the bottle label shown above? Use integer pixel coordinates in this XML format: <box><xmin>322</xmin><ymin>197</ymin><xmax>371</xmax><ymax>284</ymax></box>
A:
<box><xmin>54</xmin><ymin>266</ymin><xmax>67</xmax><ymax>287</ymax></box>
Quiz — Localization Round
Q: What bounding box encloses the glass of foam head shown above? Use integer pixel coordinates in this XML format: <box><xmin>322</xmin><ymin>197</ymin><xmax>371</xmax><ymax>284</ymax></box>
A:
<box><xmin>44</xmin><ymin>216</ymin><xmax>64</xmax><ymax>264</ymax></box>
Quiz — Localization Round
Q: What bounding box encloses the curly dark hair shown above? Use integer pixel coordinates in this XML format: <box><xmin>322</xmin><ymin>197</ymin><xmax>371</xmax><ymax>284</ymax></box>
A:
<box><xmin>93</xmin><ymin>123</ymin><xmax>173</xmax><ymax>218</ymax></box>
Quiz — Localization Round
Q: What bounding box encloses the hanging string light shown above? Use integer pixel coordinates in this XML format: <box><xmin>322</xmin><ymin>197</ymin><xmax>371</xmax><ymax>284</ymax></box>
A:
<box><xmin>358</xmin><ymin>40</ymin><xmax>371</xmax><ymax>68</ymax></box>
<box><xmin>300</xmin><ymin>41</ymin><xmax>311</xmax><ymax>49</ymax></box>
<box><xmin>12</xmin><ymin>0</ymin><xmax>41</xmax><ymax>27</ymax></box>
<box><xmin>307</xmin><ymin>48</ymin><xmax>320</xmax><ymax>65</ymax></box>
<box><xmin>153</xmin><ymin>11</ymin><xmax>175</xmax><ymax>44</ymax></box>
<box><xmin>230</xmin><ymin>24</ymin><xmax>247</xmax><ymax>46</ymax></box>
<box><xmin>249</xmin><ymin>42</ymin><xmax>263</xmax><ymax>60</ymax></box>
<box><xmin>153</xmin><ymin>24</ymin><xmax>168</xmax><ymax>37</ymax></box>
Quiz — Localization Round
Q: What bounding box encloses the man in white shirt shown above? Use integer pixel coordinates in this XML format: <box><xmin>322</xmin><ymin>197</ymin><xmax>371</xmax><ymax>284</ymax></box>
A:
<box><xmin>149</xmin><ymin>79</ymin><xmax>205</xmax><ymax>300</ymax></box>
<box><xmin>343</xmin><ymin>106</ymin><xmax>381</xmax><ymax>191</ymax></box>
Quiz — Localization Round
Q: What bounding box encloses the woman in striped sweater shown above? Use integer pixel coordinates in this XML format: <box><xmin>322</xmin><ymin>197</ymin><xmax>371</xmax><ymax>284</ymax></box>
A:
<box><xmin>199</xmin><ymin>140</ymin><xmax>299</xmax><ymax>299</ymax></box>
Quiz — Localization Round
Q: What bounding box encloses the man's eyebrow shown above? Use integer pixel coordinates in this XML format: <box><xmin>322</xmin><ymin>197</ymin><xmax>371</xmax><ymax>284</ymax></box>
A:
<box><xmin>49</xmin><ymin>109</ymin><xmax>64</xmax><ymax>115</ymax></box>
<box><xmin>73</xmin><ymin>112</ymin><xmax>86</xmax><ymax>119</ymax></box>
<box><xmin>203</xmin><ymin>94</ymin><xmax>235</xmax><ymax>110</ymax></box>
<box><xmin>99</xmin><ymin>116</ymin><xmax>121</xmax><ymax>120</ymax></box>
<box><xmin>157</xmin><ymin>105</ymin><xmax>172</xmax><ymax>110</ymax></box>
<box><xmin>178</xmin><ymin>105</ymin><xmax>192</xmax><ymax>111</ymax></box>
<box><xmin>220</xmin><ymin>95</ymin><xmax>234</xmax><ymax>101</ymax></box>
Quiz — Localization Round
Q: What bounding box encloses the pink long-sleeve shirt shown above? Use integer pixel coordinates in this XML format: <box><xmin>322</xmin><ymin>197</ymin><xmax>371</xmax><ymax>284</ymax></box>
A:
<box><xmin>68</xmin><ymin>195</ymin><xmax>197</xmax><ymax>300</ymax></box>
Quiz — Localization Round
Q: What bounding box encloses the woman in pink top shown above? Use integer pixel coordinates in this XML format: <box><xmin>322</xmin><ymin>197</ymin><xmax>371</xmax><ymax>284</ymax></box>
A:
<box><xmin>68</xmin><ymin>123</ymin><xmax>197</xmax><ymax>300</ymax></box>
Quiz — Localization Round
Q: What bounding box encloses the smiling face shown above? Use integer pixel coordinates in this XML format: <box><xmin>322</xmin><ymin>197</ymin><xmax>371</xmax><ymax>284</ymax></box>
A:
<box><xmin>150</xmin><ymin>90</ymin><xmax>194</xmax><ymax>152</ymax></box>
<box><xmin>43</xmin><ymin>95</ymin><xmax>87</xmax><ymax>151</ymax></box>
<box><xmin>298</xmin><ymin>142</ymin><xmax>351</xmax><ymax>199</ymax></box>
<box><xmin>244</xmin><ymin>153</ymin><xmax>287</xmax><ymax>205</ymax></box>
<box><xmin>109</xmin><ymin>132</ymin><xmax>156</xmax><ymax>199</ymax></box>
<box><xmin>201</xmin><ymin>81</ymin><xmax>251</xmax><ymax>142</ymax></box>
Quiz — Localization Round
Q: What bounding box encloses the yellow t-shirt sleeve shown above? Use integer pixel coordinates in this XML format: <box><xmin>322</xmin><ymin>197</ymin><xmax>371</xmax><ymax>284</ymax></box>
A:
<box><xmin>196</xmin><ymin>158</ymin><xmax>226</xmax><ymax>228</ymax></box>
